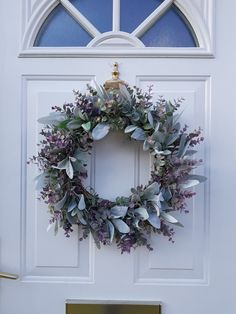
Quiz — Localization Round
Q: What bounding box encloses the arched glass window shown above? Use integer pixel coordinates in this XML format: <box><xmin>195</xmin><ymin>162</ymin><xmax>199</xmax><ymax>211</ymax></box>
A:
<box><xmin>34</xmin><ymin>0</ymin><xmax>198</xmax><ymax>48</ymax></box>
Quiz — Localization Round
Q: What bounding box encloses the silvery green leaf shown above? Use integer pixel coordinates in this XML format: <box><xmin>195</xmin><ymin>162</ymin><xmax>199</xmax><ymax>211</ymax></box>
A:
<box><xmin>66</xmin><ymin>160</ymin><xmax>74</xmax><ymax>179</ymax></box>
<box><xmin>73</xmin><ymin>107</ymin><xmax>85</xmax><ymax>120</ymax></box>
<box><xmin>67</xmin><ymin>120</ymin><xmax>81</xmax><ymax>130</ymax></box>
<box><xmin>155</xmin><ymin>150</ymin><xmax>171</xmax><ymax>155</ymax></box>
<box><xmin>148</xmin><ymin>213</ymin><xmax>161</xmax><ymax>229</ymax></box>
<box><xmin>54</xmin><ymin>192</ymin><xmax>67</xmax><ymax>211</ymax></box>
<box><xmin>73</xmin><ymin>149</ymin><xmax>88</xmax><ymax>162</ymax></box>
<box><xmin>91</xmin><ymin>230</ymin><xmax>101</xmax><ymax>249</ymax></box>
<box><xmin>67</xmin><ymin>198</ymin><xmax>77</xmax><ymax>212</ymax></box>
<box><xmin>166</xmin><ymin>132</ymin><xmax>179</xmax><ymax>145</ymax></box>
<box><xmin>179</xmin><ymin>179</ymin><xmax>200</xmax><ymax>189</ymax></box>
<box><xmin>133</xmin><ymin>218</ymin><xmax>141</xmax><ymax>229</ymax></box>
<box><xmin>92</xmin><ymin>123</ymin><xmax>110</xmax><ymax>140</ymax></box>
<box><xmin>120</xmin><ymin>84</ymin><xmax>132</xmax><ymax>103</ymax></box>
<box><xmin>131</xmin><ymin>112</ymin><xmax>140</xmax><ymax>122</ymax></box>
<box><xmin>184</xmin><ymin>150</ymin><xmax>197</xmax><ymax>156</ymax></box>
<box><xmin>78</xmin><ymin>194</ymin><xmax>86</xmax><ymax>210</ymax></box>
<box><xmin>94</xmin><ymin>80</ymin><xmax>107</xmax><ymax>101</ymax></box>
<box><xmin>143</xmin><ymin>139</ymin><xmax>150</xmax><ymax>151</ymax></box>
<box><xmin>134</xmin><ymin>207</ymin><xmax>149</xmax><ymax>220</ymax></box>
<box><xmin>124</xmin><ymin>125</ymin><xmax>137</xmax><ymax>133</ymax></box>
<box><xmin>69</xmin><ymin>156</ymin><xmax>76</xmax><ymax>162</ymax></box>
<box><xmin>151</xmin><ymin>202</ymin><xmax>160</xmax><ymax>216</ymax></box>
<box><xmin>71</xmin><ymin>208</ymin><xmax>78</xmax><ymax>217</ymax></box>
<box><xmin>107</xmin><ymin>220</ymin><xmax>115</xmax><ymax>243</ymax></box>
<box><xmin>161</xmin><ymin>212</ymin><xmax>183</xmax><ymax>227</ymax></box>
<box><xmin>66</xmin><ymin>211</ymin><xmax>78</xmax><ymax>225</ymax></box>
<box><xmin>143</xmin><ymin>182</ymin><xmax>160</xmax><ymax>199</ymax></box>
<box><xmin>110</xmin><ymin>206</ymin><xmax>128</xmax><ymax>218</ymax></box>
<box><xmin>54</xmin><ymin>220</ymin><xmax>59</xmax><ymax>235</ymax></box>
<box><xmin>177</xmin><ymin>133</ymin><xmax>189</xmax><ymax>158</ymax></box>
<box><xmin>82</xmin><ymin>121</ymin><xmax>91</xmax><ymax>132</ymax></box>
<box><xmin>38</xmin><ymin>112</ymin><xmax>66</xmax><ymax>125</ymax></box>
<box><xmin>35</xmin><ymin>173</ymin><xmax>49</xmax><ymax>190</ymax></box>
<box><xmin>47</xmin><ymin>223</ymin><xmax>53</xmax><ymax>232</ymax></box>
<box><xmin>52</xmin><ymin>158</ymin><xmax>68</xmax><ymax>170</ymax></box>
<box><xmin>73</xmin><ymin>161</ymin><xmax>87</xmax><ymax>174</ymax></box>
<box><xmin>147</xmin><ymin>111</ymin><xmax>154</xmax><ymax>128</ymax></box>
<box><xmin>162</xmin><ymin>188</ymin><xmax>172</xmax><ymax>201</ymax></box>
<box><xmin>77</xmin><ymin>211</ymin><xmax>87</xmax><ymax>225</ymax></box>
<box><xmin>150</xmin><ymin>193</ymin><xmax>164</xmax><ymax>206</ymax></box>
<box><xmin>112</xmin><ymin>219</ymin><xmax>130</xmax><ymax>234</ymax></box>
<box><xmin>187</xmin><ymin>174</ymin><xmax>207</xmax><ymax>183</ymax></box>
<box><xmin>131</xmin><ymin>128</ymin><xmax>146</xmax><ymax>141</ymax></box>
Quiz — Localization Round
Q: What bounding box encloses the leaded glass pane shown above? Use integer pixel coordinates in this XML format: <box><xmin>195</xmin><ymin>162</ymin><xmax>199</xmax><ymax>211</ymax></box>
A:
<box><xmin>120</xmin><ymin>0</ymin><xmax>164</xmax><ymax>33</ymax></box>
<box><xmin>69</xmin><ymin>0</ymin><xmax>112</xmax><ymax>33</ymax></box>
<box><xmin>140</xmin><ymin>6</ymin><xmax>197</xmax><ymax>47</ymax></box>
<box><xmin>34</xmin><ymin>4</ymin><xmax>92</xmax><ymax>47</ymax></box>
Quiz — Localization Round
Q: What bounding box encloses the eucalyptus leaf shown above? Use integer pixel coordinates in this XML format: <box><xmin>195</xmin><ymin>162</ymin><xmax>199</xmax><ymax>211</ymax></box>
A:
<box><xmin>66</xmin><ymin>160</ymin><xmax>74</xmax><ymax>179</ymax></box>
<box><xmin>82</xmin><ymin>121</ymin><xmax>91</xmax><ymax>132</ymax></box>
<box><xmin>162</xmin><ymin>188</ymin><xmax>172</xmax><ymax>201</ymax></box>
<box><xmin>179</xmin><ymin>179</ymin><xmax>200</xmax><ymax>189</ymax></box>
<box><xmin>143</xmin><ymin>139</ymin><xmax>150</xmax><ymax>151</ymax></box>
<box><xmin>94</xmin><ymin>80</ymin><xmax>106</xmax><ymax>101</ymax></box>
<box><xmin>77</xmin><ymin>211</ymin><xmax>87</xmax><ymax>225</ymax></box>
<box><xmin>66</xmin><ymin>211</ymin><xmax>78</xmax><ymax>225</ymax></box>
<box><xmin>91</xmin><ymin>230</ymin><xmax>101</xmax><ymax>249</ymax></box>
<box><xmin>166</xmin><ymin>132</ymin><xmax>179</xmax><ymax>145</ymax></box>
<box><xmin>147</xmin><ymin>213</ymin><xmax>161</xmax><ymax>229</ymax></box>
<box><xmin>177</xmin><ymin>133</ymin><xmax>189</xmax><ymax>158</ymax></box>
<box><xmin>71</xmin><ymin>208</ymin><xmax>78</xmax><ymax>217</ymax></box>
<box><xmin>54</xmin><ymin>192</ymin><xmax>67</xmax><ymax>211</ymax></box>
<box><xmin>187</xmin><ymin>174</ymin><xmax>207</xmax><ymax>183</ymax></box>
<box><xmin>134</xmin><ymin>207</ymin><xmax>149</xmax><ymax>220</ymax></box>
<box><xmin>143</xmin><ymin>182</ymin><xmax>160</xmax><ymax>199</ymax></box>
<box><xmin>120</xmin><ymin>84</ymin><xmax>132</xmax><ymax>103</ymax></box>
<box><xmin>52</xmin><ymin>158</ymin><xmax>68</xmax><ymax>170</ymax></box>
<box><xmin>73</xmin><ymin>149</ymin><xmax>88</xmax><ymax>162</ymax></box>
<box><xmin>161</xmin><ymin>212</ymin><xmax>183</xmax><ymax>226</ymax></box>
<box><xmin>73</xmin><ymin>107</ymin><xmax>85</xmax><ymax>120</ymax></box>
<box><xmin>147</xmin><ymin>111</ymin><xmax>154</xmax><ymax>128</ymax></box>
<box><xmin>78</xmin><ymin>194</ymin><xmax>86</xmax><ymax>210</ymax></box>
<box><xmin>112</xmin><ymin>219</ymin><xmax>130</xmax><ymax>234</ymax></box>
<box><xmin>46</xmin><ymin>223</ymin><xmax>53</xmax><ymax>232</ymax></box>
<box><xmin>54</xmin><ymin>220</ymin><xmax>59</xmax><ymax>235</ymax></box>
<box><xmin>132</xmin><ymin>218</ymin><xmax>141</xmax><ymax>229</ymax></box>
<box><xmin>38</xmin><ymin>112</ymin><xmax>66</xmax><ymax>125</ymax></box>
<box><xmin>110</xmin><ymin>206</ymin><xmax>128</xmax><ymax>218</ymax></box>
<box><xmin>131</xmin><ymin>128</ymin><xmax>146</xmax><ymax>141</ymax></box>
<box><xmin>92</xmin><ymin>123</ymin><xmax>110</xmax><ymax>140</ymax></box>
<box><xmin>107</xmin><ymin>220</ymin><xmax>115</xmax><ymax>243</ymax></box>
<box><xmin>35</xmin><ymin>173</ymin><xmax>49</xmax><ymax>190</ymax></box>
<box><xmin>184</xmin><ymin>150</ymin><xmax>198</xmax><ymax>156</ymax></box>
<box><xmin>67</xmin><ymin>198</ymin><xmax>77</xmax><ymax>212</ymax></box>
<box><xmin>124</xmin><ymin>125</ymin><xmax>137</xmax><ymax>133</ymax></box>
<box><xmin>67</xmin><ymin>120</ymin><xmax>81</xmax><ymax>130</ymax></box>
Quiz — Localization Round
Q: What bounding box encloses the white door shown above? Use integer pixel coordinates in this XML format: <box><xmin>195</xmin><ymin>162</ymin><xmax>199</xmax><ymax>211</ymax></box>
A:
<box><xmin>1</xmin><ymin>1</ymin><xmax>235</xmax><ymax>314</ymax></box>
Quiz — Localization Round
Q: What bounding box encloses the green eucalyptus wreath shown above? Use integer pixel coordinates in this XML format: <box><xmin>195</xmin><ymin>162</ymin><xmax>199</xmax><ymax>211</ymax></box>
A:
<box><xmin>29</xmin><ymin>83</ymin><xmax>206</xmax><ymax>253</ymax></box>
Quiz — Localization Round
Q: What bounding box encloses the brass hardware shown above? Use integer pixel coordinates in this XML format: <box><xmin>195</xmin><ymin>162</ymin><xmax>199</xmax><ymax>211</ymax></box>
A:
<box><xmin>66</xmin><ymin>303</ymin><xmax>161</xmax><ymax>314</ymax></box>
<box><xmin>104</xmin><ymin>62</ymin><xmax>125</xmax><ymax>90</ymax></box>
<box><xmin>0</xmin><ymin>272</ymin><xmax>19</xmax><ymax>280</ymax></box>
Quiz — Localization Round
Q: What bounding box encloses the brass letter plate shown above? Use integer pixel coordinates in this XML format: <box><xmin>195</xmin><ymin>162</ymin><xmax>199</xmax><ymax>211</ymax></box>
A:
<box><xmin>66</xmin><ymin>303</ymin><xmax>161</xmax><ymax>314</ymax></box>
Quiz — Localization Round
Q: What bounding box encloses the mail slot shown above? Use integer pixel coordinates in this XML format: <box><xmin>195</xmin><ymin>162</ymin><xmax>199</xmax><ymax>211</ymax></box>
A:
<box><xmin>66</xmin><ymin>303</ymin><xmax>161</xmax><ymax>314</ymax></box>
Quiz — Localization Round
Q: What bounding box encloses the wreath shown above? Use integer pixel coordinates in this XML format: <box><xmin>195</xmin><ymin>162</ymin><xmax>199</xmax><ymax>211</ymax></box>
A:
<box><xmin>29</xmin><ymin>83</ymin><xmax>206</xmax><ymax>253</ymax></box>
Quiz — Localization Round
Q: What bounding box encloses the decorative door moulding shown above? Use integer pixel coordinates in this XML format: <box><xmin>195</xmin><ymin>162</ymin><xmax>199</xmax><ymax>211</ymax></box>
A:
<box><xmin>20</xmin><ymin>0</ymin><xmax>215</xmax><ymax>58</ymax></box>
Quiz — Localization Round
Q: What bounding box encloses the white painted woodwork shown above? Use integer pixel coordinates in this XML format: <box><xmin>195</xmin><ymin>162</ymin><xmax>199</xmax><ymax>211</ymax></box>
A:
<box><xmin>1</xmin><ymin>1</ymin><xmax>236</xmax><ymax>314</ymax></box>
<box><xmin>20</xmin><ymin>0</ymin><xmax>214</xmax><ymax>57</ymax></box>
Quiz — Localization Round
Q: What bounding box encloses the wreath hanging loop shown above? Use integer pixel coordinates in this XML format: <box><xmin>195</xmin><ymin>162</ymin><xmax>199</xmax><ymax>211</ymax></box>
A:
<box><xmin>29</xmin><ymin>76</ymin><xmax>206</xmax><ymax>253</ymax></box>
